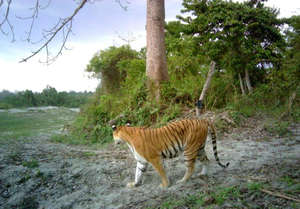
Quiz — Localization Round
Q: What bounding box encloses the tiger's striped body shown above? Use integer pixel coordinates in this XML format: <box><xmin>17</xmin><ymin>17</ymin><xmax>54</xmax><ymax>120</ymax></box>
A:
<box><xmin>112</xmin><ymin>119</ymin><xmax>229</xmax><ymax>188</ymax></box>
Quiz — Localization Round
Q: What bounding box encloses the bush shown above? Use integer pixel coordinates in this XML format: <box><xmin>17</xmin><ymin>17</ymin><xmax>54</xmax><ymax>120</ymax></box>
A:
<box><xmin>0</xmin><ymin>103</ymin><xmax>12</xmax><ymax>109</ymax></box>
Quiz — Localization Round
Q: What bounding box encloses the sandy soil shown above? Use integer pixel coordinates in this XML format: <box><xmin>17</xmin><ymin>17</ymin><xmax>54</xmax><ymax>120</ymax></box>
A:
<box><xmin>0</xmin><ymin>112</ymin><xmax>299</xmax><ymax>209</ymax></box>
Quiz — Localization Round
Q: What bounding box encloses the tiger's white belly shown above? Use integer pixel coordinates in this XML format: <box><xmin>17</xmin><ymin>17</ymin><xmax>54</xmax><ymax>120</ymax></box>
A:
<box><xmin>127</xmin><ymin>143</ymin><xmax>147</xmax><ymax>163</ymax></box>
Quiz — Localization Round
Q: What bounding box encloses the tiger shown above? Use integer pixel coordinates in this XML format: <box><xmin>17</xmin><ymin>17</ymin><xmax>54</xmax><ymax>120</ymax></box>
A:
<box><xmin>112</xmin><ymin>119</ymin><xmax>229</xmax><ymax>188</ymax></box>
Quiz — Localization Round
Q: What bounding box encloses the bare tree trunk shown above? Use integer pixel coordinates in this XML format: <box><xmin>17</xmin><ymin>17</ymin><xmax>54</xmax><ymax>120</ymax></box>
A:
<box><xmin>239</xmin><ymin>73</ymin><xmax>246</xmax><ymax>95</ymax></box>
<box><xmin>287</xmin><ymin>90</ymin><xmax>297</xmax><ymax>116</ymax></box>
<box><xmin>196</xmin><ymin>61</ymin><xmax>216</xmax><ymax>117</ymax></box>
<box><xmin>245</xmin><ymin>68</ymin><xmax>253</xmax><ymax>93</ymax></box>
<box><xmin>146</xmin><ymin>0</ymin><xmax>169</xmax><ymax>102</ymax></box>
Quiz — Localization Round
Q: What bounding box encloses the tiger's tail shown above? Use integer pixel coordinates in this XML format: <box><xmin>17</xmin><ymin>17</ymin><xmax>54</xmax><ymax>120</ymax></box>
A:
<box><xmin>209</xmin><ymin>121</ymin><xmax>230</xmax><ymax>168</ymax></box>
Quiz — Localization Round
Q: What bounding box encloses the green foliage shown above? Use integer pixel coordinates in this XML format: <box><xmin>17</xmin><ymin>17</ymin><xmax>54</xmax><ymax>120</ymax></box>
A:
<box><xmin>0</xmin><ymin>108</ymin><xmax>77</xmax><ymax>143</ymax></box>
<box><xmin>22</xmin><ymin>159</ymin><xmax>39</xmax><ymax>169</ymax></box>
<box><xmin>212</xmin><ymin>186</ymin><xmax>241</xmax><ymax>205</ymax></box>
<box><xmin>280</xmin><ymin>176</ymin><xmax>297</xmax><ymax>187</ymax></box>
<box><xmin>71</xmin><ymin>3</ymin><xmax>299</xmax><ymax>144</ymax></box>
<box><xmin>86</xmin><ymin>45</ymin><xmax>139</xmax><ymax>93</ymax></box>
<box><xmin>0</xmin><ymin>102</ymin><xmax>12</xmax><ymax>109</ymax></box>
<box><xmin>283</xmin><ymin>15</ymin><xmax>300</xmax><ymax>88</ymax></box>
<box><xmin>247</xmin><ymin>182</ymin><xmax>264</xmax><ymax>191</ymax></box>
<box><xmin>178</xmin><ymin>0</ymin><xmax>285</xmax><ymax>91</ymax></box>
<box><xmin>0</xmin><ymin>87</ymin><xmax>92</xmax><ymax>108</ymax></box>
<box><xmin>154</xmin><ymin>193</ymin><xmax>206</xmax><ymax>209</ymax></box>
<box><xmin>50</xmin><ymin>134</ymin><xmax>84</xmax><ymax>145</ymax></box>
<box><xmin>264</xmin><ymin>120</ymin><xmax>290</xmax><ymax>136</ymax></box>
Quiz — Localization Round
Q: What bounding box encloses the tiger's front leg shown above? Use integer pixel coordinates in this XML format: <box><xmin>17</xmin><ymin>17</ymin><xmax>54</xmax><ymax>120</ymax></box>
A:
<box><xmin>127</xmin><ymin>161</ymin><xmax>148</xmax><ymax>188</ymax></box>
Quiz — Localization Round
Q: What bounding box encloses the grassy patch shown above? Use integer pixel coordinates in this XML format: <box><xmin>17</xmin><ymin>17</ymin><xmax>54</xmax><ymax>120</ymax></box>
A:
<box><xmin>152</xmin><ymin>193</ymin><xmax>207</xmax><ymax>209</ymax></box>
<box><xmin>247</xmin><ymin>182</ymin><xmax>264</xmax><ymax>191</ymax></box>
<box><xmin>263</xmin><ymin>120</ymin><xmax>291</xmax><ymax>136</ymax></box>
<box><xmin>152</xmin><ymin>183</ymin><xmax>269</xmax><ymax>209</ymax></box>
<box><xmin>50</xmin><ymin>134</ymin><xmax>83</xmax><ymax>145</ymax></box>
<box><xmin>153</xmin><ymin>178</ymin><xmax>300</xmax><ymax>209</ymax></box>
<box><xmin>82</xmin><ymin>151</ymin><xmax>97</xmax><ymax>158</ymax></box>
<box><xmin>22</xmin><ymin>159</ymin><xmax>39</xmax><ymax>168</ymax></box>
<box><xmin>0</xmin><ymin>108</ymin><xmax>77</xmax><ymax>143</ymax></box>
<box><xmin>212</xmin><ymin>186</ymin><xmax>241</xmax><ymax>205</ymax></box>
<box><xmin>280</xmin><ymin>176</ymin><xmax>297</xmax><ymax>187</ymax></box>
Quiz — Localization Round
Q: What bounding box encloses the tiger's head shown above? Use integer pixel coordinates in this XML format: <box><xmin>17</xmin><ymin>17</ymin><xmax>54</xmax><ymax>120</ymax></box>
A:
<box><xmin>112</xmin><ymin>123</ymin><xmax>131</xmax><ymax>145</ymax></box>
<box><xmin>112</xmin><ymin>125</ymin><xmax>123</xmax><ymax>145</ymax></box>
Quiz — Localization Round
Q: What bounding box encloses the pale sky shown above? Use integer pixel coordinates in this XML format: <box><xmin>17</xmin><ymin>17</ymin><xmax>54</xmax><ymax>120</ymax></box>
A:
<box><xmin>0</xmin><ymin>0</ymin><xmax>299</xmax><ymax>92</ymax></box>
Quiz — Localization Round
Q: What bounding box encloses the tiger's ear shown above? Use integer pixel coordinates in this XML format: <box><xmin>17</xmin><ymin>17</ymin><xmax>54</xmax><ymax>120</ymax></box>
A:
<box><xmin>126</xmin><ymin>122</ymin><xmax>131</xmax><ymax>126</ymax></box>
<box><xmin>112</xmin><ymin>125</ymin><xmax>117</xmax><ymax>131</ymax></box>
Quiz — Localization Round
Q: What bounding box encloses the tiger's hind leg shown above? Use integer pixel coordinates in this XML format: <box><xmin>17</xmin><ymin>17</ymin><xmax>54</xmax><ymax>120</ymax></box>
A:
<box><xmin>198</xmin><ymin>147</ymin><xmax>210</xmax><ymax>176</ymax></box>
<box><xmin>177</xmin><ymin>157</ymin><xmax>196</xmax><ymax>184</ymax></box>
<box><xmin>149</xmin><ymin>157</ymin><xmax>169</xmax><ymax>188</ymax></box>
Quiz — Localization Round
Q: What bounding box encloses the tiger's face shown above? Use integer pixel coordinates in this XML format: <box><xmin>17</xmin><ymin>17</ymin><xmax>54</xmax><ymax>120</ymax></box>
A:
<box><xmin>112</xmin><ymin>125</ymin><xmax>122</xmax><ymax>145</ymax></box>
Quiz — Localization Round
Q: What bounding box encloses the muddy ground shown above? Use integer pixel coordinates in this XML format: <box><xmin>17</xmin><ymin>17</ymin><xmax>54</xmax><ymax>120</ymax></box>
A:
<box><xmin>0</xmin><ymin>109</ymin><xmax>299</xmax><ymax>209</ymax></box>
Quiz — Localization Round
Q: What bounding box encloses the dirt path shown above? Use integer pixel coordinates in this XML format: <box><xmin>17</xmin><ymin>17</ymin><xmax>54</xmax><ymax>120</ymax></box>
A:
<box><xmin>0</xmin><ymin>118</ymin><xmax>299</xmax><ymax>208</ymax></box>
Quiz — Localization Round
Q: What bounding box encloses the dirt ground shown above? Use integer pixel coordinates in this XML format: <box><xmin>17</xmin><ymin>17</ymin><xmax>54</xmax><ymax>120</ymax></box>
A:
<box><xmin>0</xmin><ymin>109</ymin><xmax>299</xmax><ymax>209</ymax></box>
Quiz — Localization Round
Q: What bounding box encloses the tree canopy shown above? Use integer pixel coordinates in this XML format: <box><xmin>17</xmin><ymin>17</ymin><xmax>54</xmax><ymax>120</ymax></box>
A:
<box><xmin>175</xmin><ymin>0</ymin><xmax>285</xmax><ymax>93</ymax></box>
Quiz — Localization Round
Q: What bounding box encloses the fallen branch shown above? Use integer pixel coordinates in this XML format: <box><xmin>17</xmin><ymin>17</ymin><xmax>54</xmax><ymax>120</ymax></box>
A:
<box><xmin>260</xmin><ymin>188</ymin><xmax>300</xmax><ymax>203</ymax></box>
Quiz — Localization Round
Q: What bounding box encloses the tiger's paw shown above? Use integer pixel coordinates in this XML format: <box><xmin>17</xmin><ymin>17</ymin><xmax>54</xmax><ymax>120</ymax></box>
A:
<box><xmin>159</xmin><ymin>181</ymin><xmax>169</xmax><ymax>188</ymax></box>
<box><xmin>176</xmin><ymin>179</ymin><xmax>186</xmax><ymax>184</ymax></box>
<box><xmin>159</xmin><ymin>184</ymin><xmax>168</xmax><ymax>189</ymax></box>
<box><xmin>126</xmin><ymin>182</ymin><xmax>137</xmax><ymax>188</ymax></box>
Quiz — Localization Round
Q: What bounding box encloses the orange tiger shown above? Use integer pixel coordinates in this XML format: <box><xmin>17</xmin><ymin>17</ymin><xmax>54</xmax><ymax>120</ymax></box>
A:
<box><xmin>112</xmin><ymin>119</ymin><xmax>229</xmax><ymax>188</ymax></box>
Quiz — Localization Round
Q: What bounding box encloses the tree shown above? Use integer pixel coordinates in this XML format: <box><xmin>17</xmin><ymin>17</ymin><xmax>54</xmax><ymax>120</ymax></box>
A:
<box><xmin>23</xmin><ymin>90</ymin><xmax>37</xmax><ymax>106</ymax></box>
<box><xmin>85</xmin><ymin>45</ymin><xmax>139</xmax><ymax>94</ymax></box>
<box><xmin>178</xmin><ymin>0</ymin><xmax>285</xmax><ymax>94</ymax></box>
<box><xmin>41</xmin><ymin>85</ymin><xmax>58</xmax><ymax>105</ymax></box>
<box><xmin>146</xmin><ymin>0</ymin><xmax>169</xmax><ymax>101</ymax></box>
<box><xmin>283</xmin><ymin>15</ymin><xmax>300</xmax><ymax>90</ymax></box>
<box><xmin>2</xmin><ymin>0</ymin><xmax>170</xmax><ymax>102</ymax></box>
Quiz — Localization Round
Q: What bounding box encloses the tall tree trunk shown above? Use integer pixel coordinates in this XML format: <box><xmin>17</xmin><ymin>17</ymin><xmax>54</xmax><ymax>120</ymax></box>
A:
<box><xmin>245</xmin><ymin>68</ymin><xmax>253</xmax><ymax>93</ymax></box>
<box><xmin>196</xmin><ymin>61</ymin><xmax>216</xmax><ymax>117</ymax></box>
<box><xmin>146</xmin><ymin>0</ymin><xmax>169</xmax><ymax>102</ymax></box>
<box><xmin>239</xmin><ymin>73</ymin><xmax>246</xmax><ymax>95</ymax></box>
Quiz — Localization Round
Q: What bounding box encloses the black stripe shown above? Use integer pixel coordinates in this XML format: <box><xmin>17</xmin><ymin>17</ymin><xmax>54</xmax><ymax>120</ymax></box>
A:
<box><xmin>166</xmin><ymin>147</ymin><xmax>173</xmax><ymax>158</ymax></box>
<box><xmin>168</xmin><ymin>124</ymin><xmax>182</xmax><ymax>151</ymax></box>
<box><xmin>160</xmin><ymin>128</ymin><xmax>171</xmax><ymax>151</ymax></box>
<box><xmin>149</xmin><ymin>129</ymin><xmax>153</xmax><ymax>142</ymax></box>
<box><xmin>138</xmin><ymin>167</ymin><xmax>146</xmax><ymax>172</ymax></box>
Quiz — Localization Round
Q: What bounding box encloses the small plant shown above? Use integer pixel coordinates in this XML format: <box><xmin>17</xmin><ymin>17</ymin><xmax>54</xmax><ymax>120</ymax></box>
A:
<box><xmin>22</xmin><ymin>159</ymin><xmax>39</xmax><ymax>168</ymax></box>
<box><xmin>8</xmin><ymin>152</ymin><xmax>21</xmax><ymax>162</ymax></box>
<box><xmin>18</xmin><ymin>174</ymin><xmax>31</xmax><ymax>184</ymax></box>
<box><xmin>247</xmin><ymin>182</ymin><xmax>263</xmax><ymax>191</ymax></box>
<box><xmin>160</xmin><ymin>198</ymin><xmax>183</xmax><ymax>209</ymax></box>
<box><xmin>280</xmin><ymin>176</ymin><xmax>297</xmax><ymax>186</ymax></box>
<box><xmin>264</xmin><ymin>121</ymin><xmax>290</xmax><ymax>136</ymax></box>
<box><xmin>212</xmin><ymin>186</ymin><xmax>241</xmax><ymax>205</ymax></box>
<box><xmin>229</xmin><ymin>110</ymin><xmax>243</xmax><ymax>125</ymax></box>
<box><xmin>82</xmin><ymin>151</ymin><xmax>97</xmax><ymax>158</ymax></box>
<box><xmin>157</xmin><ymin>194</ymin><xmax>205</xmax><ymax>209</ymax></box>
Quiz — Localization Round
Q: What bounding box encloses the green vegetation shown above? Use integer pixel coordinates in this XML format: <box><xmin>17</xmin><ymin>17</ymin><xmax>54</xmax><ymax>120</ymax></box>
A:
<box><xmin>0</xmin><ymin>86</ymin><xmax>92</xmax><ymax>109</ymax></box>
<box><xmin>0</xmin><ymin>108</ymin><xmax>77</xmax><ymax>143</ymax></box>
<box><xmin>148</xmin><ymin>180</ymin><xmax>299</xmax><ymax>209</ymax></box>
<box><xmin>147</xmin><ymin>186</ymin><xmax>243</xmax><ymax>209</ymax></box>
<box><xmin>22</xmin><ymin>159</ymin><xmax>39</xmax><ymax>169</ymax></box>
<box><xmin>65</xmin><ymin>0</ymin><xmax>299</xmax><ymax>144</ymax></box>
<box><xmin>263</xmin><ymin>120</ymin><xmax>291</xmax><ymax>136</ymax></box>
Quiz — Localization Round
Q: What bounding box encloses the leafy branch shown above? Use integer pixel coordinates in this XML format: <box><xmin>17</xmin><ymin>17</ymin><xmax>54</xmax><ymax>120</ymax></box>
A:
<box><xmin>0</xmin><ymin>0</ymin><xmax>130</xmax><ymax>64</ymax></box>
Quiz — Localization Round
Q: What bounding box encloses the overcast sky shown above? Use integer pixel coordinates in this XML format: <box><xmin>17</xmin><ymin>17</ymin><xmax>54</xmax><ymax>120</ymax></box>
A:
<box><xmin>0</xmin><ymin>0</ymin><xmax>299</xmax><ymax>92</ymax></box>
